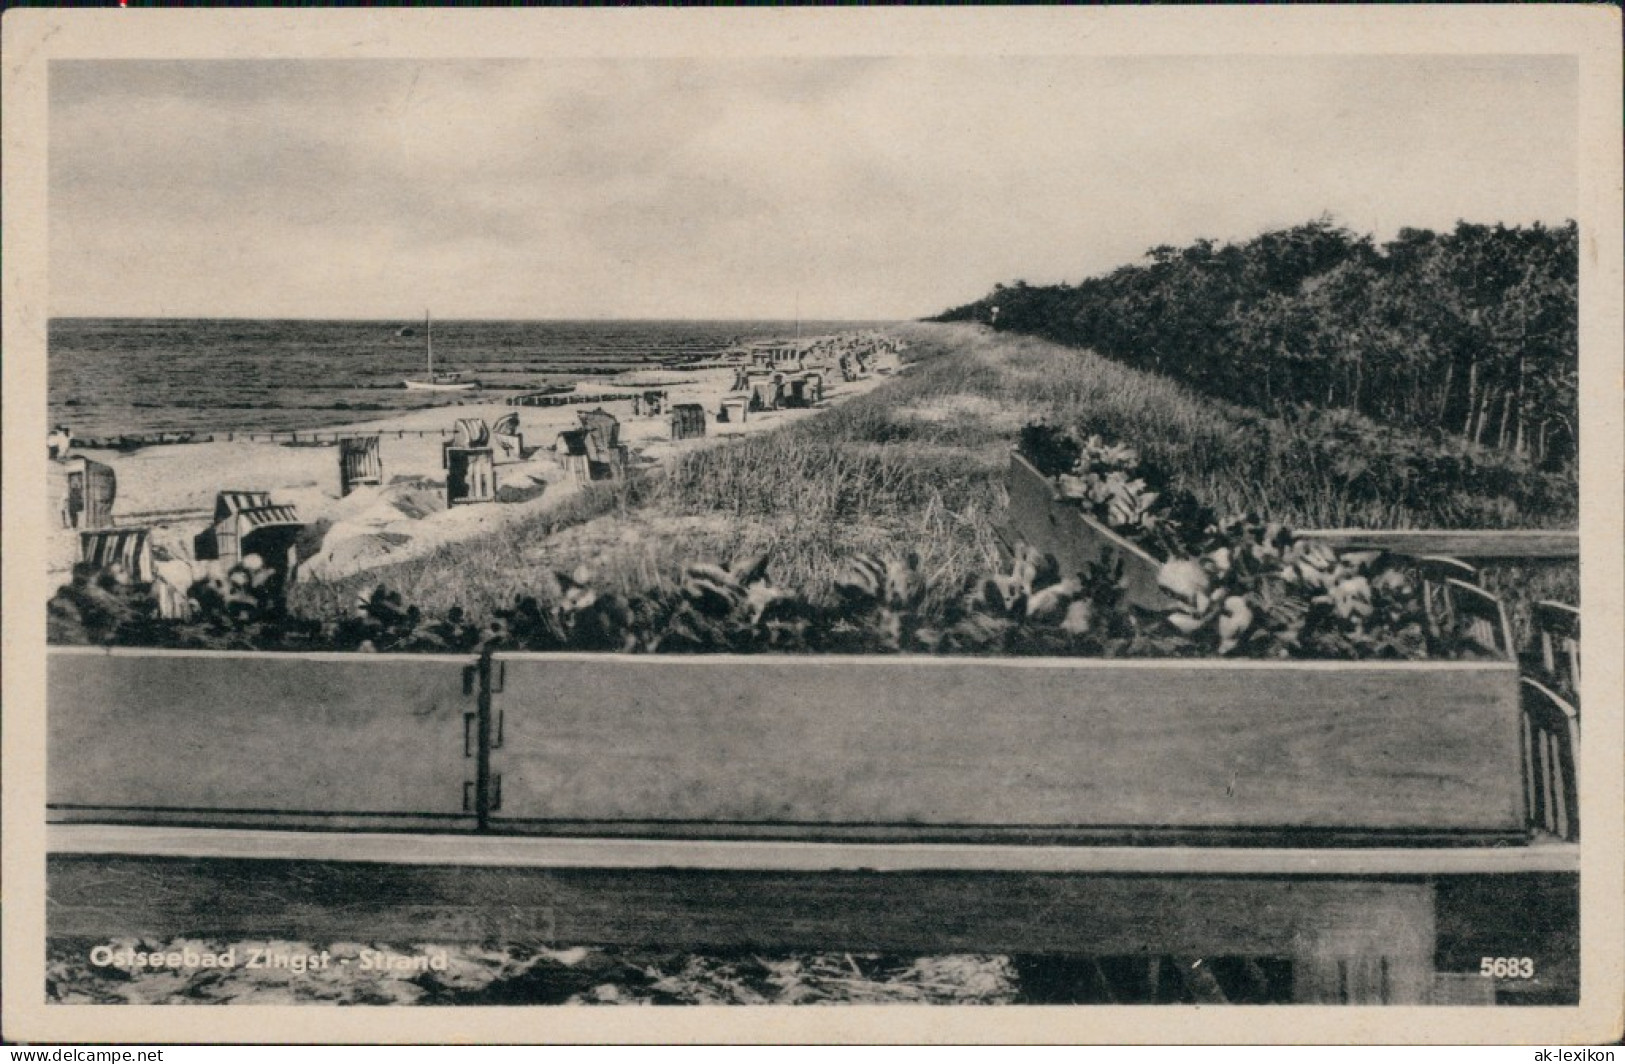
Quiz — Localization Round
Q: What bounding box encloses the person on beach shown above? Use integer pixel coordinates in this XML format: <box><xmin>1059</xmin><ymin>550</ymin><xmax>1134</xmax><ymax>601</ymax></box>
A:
<box><xmin>48</xmin><ymin>424</ymin><xmax>73</xmax><ymax>459</ymax></box>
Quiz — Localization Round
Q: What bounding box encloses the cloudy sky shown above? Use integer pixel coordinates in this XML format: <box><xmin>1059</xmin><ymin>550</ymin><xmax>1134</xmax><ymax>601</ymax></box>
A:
<box><xmin>49</xmin><ymin>55</ymin><xmax>1576</xmax><ymax>320</ymax></box>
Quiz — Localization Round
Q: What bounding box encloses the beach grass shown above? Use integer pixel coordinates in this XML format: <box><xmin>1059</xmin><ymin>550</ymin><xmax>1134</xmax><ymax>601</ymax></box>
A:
<box><xmin>289</xmin><ymin>322</ymin><xmax>1576</xmax><ymax>626</ymax></box>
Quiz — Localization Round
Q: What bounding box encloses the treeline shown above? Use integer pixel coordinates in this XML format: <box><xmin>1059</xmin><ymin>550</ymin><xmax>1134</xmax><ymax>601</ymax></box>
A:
<box><xmin>932</xmin><ymin>219</ymin><xmax>1577</xmax><ymax>467</ymax></box>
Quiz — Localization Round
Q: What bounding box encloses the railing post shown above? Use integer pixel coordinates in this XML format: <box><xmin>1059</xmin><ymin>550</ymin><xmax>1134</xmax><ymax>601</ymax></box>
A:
<box><xmin>473</xmin><ymin>649</ymin><xmax>503</xmax><ymax>831</ymax></box>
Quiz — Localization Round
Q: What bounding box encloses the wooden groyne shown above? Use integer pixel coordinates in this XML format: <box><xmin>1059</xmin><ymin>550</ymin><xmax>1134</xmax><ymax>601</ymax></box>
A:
<box><xmin>78</xmin><ymin>427</ymin><xmax>459</xmax><ymax>450</ymax></box>
<box><xmin>507</xmin><ymin>389</ymin><xmax>665</xmax><ymax>409</ymax></box>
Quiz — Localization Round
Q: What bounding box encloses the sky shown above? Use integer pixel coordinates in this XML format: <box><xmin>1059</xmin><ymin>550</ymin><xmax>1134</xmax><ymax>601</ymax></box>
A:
<box><xmin>48</xmin><ymin>55</ymin><xmax>1577</xmax><ymax>320</ymax></box>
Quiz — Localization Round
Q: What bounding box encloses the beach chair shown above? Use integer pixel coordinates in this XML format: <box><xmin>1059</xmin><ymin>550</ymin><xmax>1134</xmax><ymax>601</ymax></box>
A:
<box><xmin>79</xmin><ymin>527</ymin><xmax>156</xmax><ymax>584</ymax></box>
<box><xmin>50</xmin><ymin>456</ymin><xmax>117</xmax><ymax>530</ymax></box>
<box><xmin>554</xmin><ymin>429</ymin><xmax>622</xmax><ymax>484</ymax></box>
<box><xmin>194</xmin><ymin>492</ymin><xmax>304</xmax><ymax>587</ymax></box>
<box><xmin>446</xmin><ymin>447</ymin><xmax>497</xmax><ymax>506</ymax></box>
<box><xmin>492</xmin><ymin>412</ymin><xmax>525</xmax><ymax>462</ymax></box>
<box><xmin>718</xmin><ymin>397</ymin><xmax>749</xmax><ymax>424</ymax></box>
<box><xmin>669</xmin><ymin>403</ymin><xmax>707</xmax><ymax>440</ymax></box>
<box><xmin>553</xmin><ymin>430</ymin><xmax>595</xmax><ymax>485</ymax></box>
<box><xmin>577</xmin><ymin>408</ymin><xmax>621</xmax><ymax>450</ymax></box>
<box><xmin>338</xmin><ymin>436</ymin><xmax>383</xmax><ymax>496</ymax></box>
<box><xmin>749</xmin><ymin>380</ymin><xmax>781</xmax><ymax>412</ymax></box>
<box><xmin>442</xmin><ymin>418</ymin><xmax>492</xmax><ymax>469</ymax></box>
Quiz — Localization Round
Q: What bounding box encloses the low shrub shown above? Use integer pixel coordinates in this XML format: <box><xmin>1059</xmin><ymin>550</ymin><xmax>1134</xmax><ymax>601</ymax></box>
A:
<box><xmin>49</xmin><ymin>531</ymin><xmax>1485</xmax><ymax>662</ymax></box>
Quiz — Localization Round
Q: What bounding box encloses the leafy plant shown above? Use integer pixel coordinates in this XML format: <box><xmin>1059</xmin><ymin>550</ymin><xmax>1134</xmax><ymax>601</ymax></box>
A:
<box><xmin>1016</xmin><ymin>423</ymin><xmax>1081</xmax><ymax>478</ymax></box>
<box><xmin>1028</xmin><ymin>426</ymin><xmax>1218</xmax><ymax>559</ymax></box>
<box><xmin>1018</xmin><ymin>425</ymin><xmax>1477</xmax><ymax>659</ymax></box>
<box><xmin>1155</xmin><ymin>518</ymin><xmax>1435</xmax><ymax>659</ymax></box>
<box><xmin>47</xmin><ymin>564</ymin><xmax>164</xmax><ymax>646</ymax></box>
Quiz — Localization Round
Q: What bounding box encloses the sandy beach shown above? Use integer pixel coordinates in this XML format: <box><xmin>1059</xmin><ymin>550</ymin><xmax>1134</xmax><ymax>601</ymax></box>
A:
<box><xmin>49</xmin><ymin>342</ymin><xmax>901</xmax><ymax>600</ymax></box>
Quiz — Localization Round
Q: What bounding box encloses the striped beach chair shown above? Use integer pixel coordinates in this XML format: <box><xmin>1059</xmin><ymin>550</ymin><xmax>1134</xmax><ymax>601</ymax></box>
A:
<box><xmin>492</xmin><ymin>412</ymin><xmax>525</xmax><ymax>461</ymax></box>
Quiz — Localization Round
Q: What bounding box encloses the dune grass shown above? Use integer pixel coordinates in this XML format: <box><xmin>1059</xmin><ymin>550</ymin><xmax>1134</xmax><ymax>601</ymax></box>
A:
<box><xmin>290</xmin><ymin>322</ymin><xmax>1576</xmax><ymax>627</ymax></box>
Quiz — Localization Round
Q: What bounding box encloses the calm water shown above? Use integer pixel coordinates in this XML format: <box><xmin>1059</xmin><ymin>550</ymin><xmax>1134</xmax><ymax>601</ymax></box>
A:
<box><xmin>48</xmin><ymin>318</ymin><xmax>882</xmax><ymax>439</ymax></box>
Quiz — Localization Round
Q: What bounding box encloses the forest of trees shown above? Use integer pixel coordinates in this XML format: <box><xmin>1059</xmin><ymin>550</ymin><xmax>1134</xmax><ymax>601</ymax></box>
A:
<box><xmin>932</xmin><ymin>219</ymin><xmax>1578</xmax><ymax>468</ymax></box>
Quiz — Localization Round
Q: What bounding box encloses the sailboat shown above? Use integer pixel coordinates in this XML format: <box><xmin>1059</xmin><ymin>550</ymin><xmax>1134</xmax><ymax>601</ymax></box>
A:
<box><xmin>403</xmin><ymin>311</ymin><xmax>478</xmax><ymax>391</ymax></box>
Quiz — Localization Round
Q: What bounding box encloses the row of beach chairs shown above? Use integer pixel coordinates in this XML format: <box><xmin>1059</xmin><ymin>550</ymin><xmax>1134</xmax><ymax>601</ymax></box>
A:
<box><xmin>729</xmin><ymin>369</ymin><xmax>825</xmax><ymax>412</ymax></box>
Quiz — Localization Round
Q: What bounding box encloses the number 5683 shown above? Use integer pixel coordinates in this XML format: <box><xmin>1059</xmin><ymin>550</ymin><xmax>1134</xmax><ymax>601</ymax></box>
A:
<box><xmin>1480</xmin><ymin>957</ymin><xmax>1535</xmax><ymax>978</ymax></box>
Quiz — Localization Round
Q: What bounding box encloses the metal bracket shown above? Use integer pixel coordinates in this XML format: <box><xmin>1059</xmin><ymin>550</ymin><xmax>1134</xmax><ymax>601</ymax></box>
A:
<box><xmin>459</xmin><ymin>652</ymin><xmax>508</xmax><ymax>828</ymax></box>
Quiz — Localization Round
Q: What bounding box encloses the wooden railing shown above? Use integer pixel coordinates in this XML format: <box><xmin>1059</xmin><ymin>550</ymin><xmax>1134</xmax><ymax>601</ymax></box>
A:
<box><xmin>49</xmin><ymin>649</ymin><xmax>480</xmax><ymax>833</ymax></box>
<box><xmin>1295</xmin><ymin>528</ymin><xmax>1579</xmax><ymax>560</ymax></box>
<box><xmin>44</xmin><ymin>645</ymin><xmax>1580</xmax><ymax>1004</ymax></box>
<box><xmin>1439</xmin><ymin>577</ymin><xmax>1516</xmax><ymax>659</ymax></box>
<box><xmin>1530</xmin><ymin>600</ymin><xmax>1582</xmax><ymax>702</ymax></box>
<box><xmin>50</xmin><ymin>646</ymin><xmax>1545</xmax><ymax>844</ymax></box>
<box><xmin>1519</xmin><ymin>677</ymin><xmax>1580</xmax><ymax>842</ymax></box>
<box><xmin>46</xmin><ymin>647</ymin><xmax>1519</xmax><ymax>843</ymax></box>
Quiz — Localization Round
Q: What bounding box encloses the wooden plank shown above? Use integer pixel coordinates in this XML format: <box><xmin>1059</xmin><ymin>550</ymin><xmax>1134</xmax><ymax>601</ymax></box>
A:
<box><xmin>46</xmin><ymin>648</ymin><xmax>1534</xmax><ymax>842</ymax></box>
<box><xmin>44</xmin><ymin>854</ymin><xmax>1434</xmax><ymax>968</ymax></box>
<box><xmin>45</xmin><ymin>856</ymin><xmax>1576</xmax><ymax>1005</ymax></box>
<box><xmin>1520</xmin><ymin>678</ymin><xmax>1580</xmax><ymax>842</ymax></box>
<box><xmin>1446</xmin><ymin>578</ymin><xmax>1515</xmax><ymax>658</ymax></box>
<box><xmin>1297</xmin><ymin>529</ymin><xmax>1578</xmax><ymax>560</ymax></box>
<box><xmin>347</xmin><ymin>819</ymin><xmax>1521</xmax><ymax>848</ymax></box>
<box><xmin>489</xmin><ymin>653</ymin><xmax>1527</xmax><ymax>837</ymax></box>
<box><xmin>1004</xmin><ymin>452</ymin><xmax>1170</xmax><ymax>610</ymax></box>
<box><xmin>47</xmin><ymin>825</ymin><xmax>1583</xmax><ymax>875</ymax></box>
<box><xmin>48</xmin><ymin>648</ymin><xmax>478</xmax><ymax>829</ymax></box>
<box><xmin>1531</xmin><ymin>600</ymin><xmax>1581</xmax><ymax>698</ymax></box>
<box><xmin>1409</xmin><ymin>555</ymin><xmax>1480</xmax><ymax>591</ymax></box>
<box><xmin>1532</xmin><ymin>600</ymin><xmax>1581</xmax><ymax>636</ymax></box>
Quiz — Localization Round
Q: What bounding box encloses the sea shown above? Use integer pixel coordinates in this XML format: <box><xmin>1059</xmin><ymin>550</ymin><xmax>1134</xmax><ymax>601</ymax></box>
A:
<box><xmin>48</xmin><ymin>318</ymin><xmax>885</xmax><ymax>440</ymax></box>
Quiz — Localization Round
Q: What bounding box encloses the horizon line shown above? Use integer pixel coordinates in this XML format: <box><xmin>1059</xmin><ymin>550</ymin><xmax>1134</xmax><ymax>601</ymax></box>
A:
<box><xmin>46</xmin><ymin>313</ymin><xmax>913</xmax><ymax>324</ymax></box>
